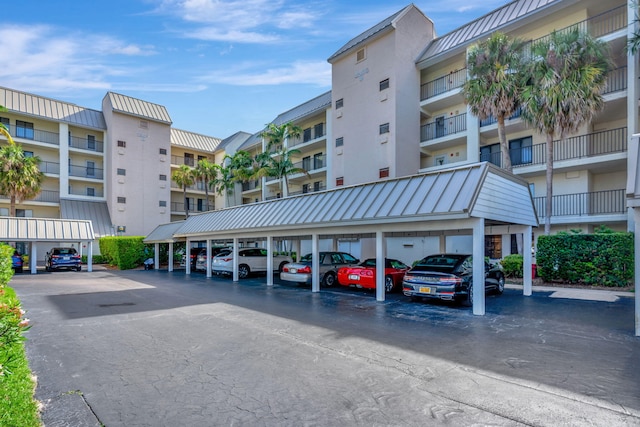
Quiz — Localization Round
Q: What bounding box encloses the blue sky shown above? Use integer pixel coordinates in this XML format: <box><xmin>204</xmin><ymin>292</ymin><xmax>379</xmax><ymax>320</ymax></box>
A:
<box><xmin>0</xmin><ymin>0</ymin><xmax>509</xmax><ymax>140</ymax></box>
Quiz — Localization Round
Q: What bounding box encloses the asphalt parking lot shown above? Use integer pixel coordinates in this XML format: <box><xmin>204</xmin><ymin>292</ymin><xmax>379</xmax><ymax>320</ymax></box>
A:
<box><xmin>11</xmin><ymin>268</ymin><xmax>640</xmax><ymax>426</ymax></box>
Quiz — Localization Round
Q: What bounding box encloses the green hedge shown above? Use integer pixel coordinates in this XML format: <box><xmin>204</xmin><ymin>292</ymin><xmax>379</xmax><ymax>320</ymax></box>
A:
<box><xmin>500</xmin><ymin>254</ymin><xmax>523</xmax><ymax>278</ymax></box>
<box><xmin>99</xmin><ymin>236</ymin><xmax>148</xmax><ymax>270</ymax></box>
<box><xmin>536</xmin><ymin>231</ymin><xmax>633</xmax><ymax>287</ymax></box>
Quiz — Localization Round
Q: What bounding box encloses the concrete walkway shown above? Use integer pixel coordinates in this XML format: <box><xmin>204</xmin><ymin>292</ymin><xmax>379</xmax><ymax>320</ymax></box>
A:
<box><xmin>11</xmin><ymin>270</ymin><xmax>640</xmax><ymax>426</ymax></box>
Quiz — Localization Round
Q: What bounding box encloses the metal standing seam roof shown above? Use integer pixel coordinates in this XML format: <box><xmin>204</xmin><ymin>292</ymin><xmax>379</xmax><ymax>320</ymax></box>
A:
<box><xmin>0</xmin><ymin>217</ymin><xmax>95</xmax><ymax>242</ymax></box>
<box><xmin>416</xmin><ymin>0</ymin><xmax>560</xmax><ymax>64</ymax></box>
<box><xmin>105</xmin><ymin>92</ymin><xmax>172</xmax><ymax>125</ymax></box>
<box><xmin>0</xmin><ymin>86</ymin><xmax>106</xmax><ymax>130</ymax></box>
<box><xmin>163</xmin><ymin>163</ymin><xmax>537</xmax><ymax>241</ymax></box>
<box><xmin>328</xmin><ymin>5</ymin><xmax>414</xmax><ymax>63</ymax></box>
<box><xmin>272</xmin><ymin>91</ymin><xmax>332</xmax><ymax>126</ymax></box>
<box><xmin>59</xmin><ymin>199</ymin><xmax>114</xmax><ymax>238</ymax></box>
<box><xmin>171</xmin><ymin>128</ymin><xmax>222</xmax><ymax>153</ymax></box>
<box><xmin>144</xmin><ymin>221</ymin><xmax>187</xmax><ymax>243</ymax></box>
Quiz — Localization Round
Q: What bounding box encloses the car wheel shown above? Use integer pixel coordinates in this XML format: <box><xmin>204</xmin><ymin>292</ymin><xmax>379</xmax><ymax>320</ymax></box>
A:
<box><xmin>45</xmin><ymin>264</ymin><xmax>50</xmax><ymax>272</ymax></box>
<box><xmin>384</xmin><ymin>275</ymin><xmax>395</xmax><ymax>293</ymax></box>
<box><xmin>322</xmin><ymin>272</ymin><xmax>336</xmax><ymax>287</ymax></box>
<box><xmin>496</xmin><ymin>274</ymin><xmax>505</xmax><ymax>294</ymax></box>
<box><xmin>409</xmin><ymin>295</ymin><xmax>421</xmax><ymax>302</ymax></box>
<box><xmin>76</xmin><ymin>266</ymin><xmax>82</xmax><ymax>272</ymax></box>
<box><xmin>16</xmin><ymin>267</ymin><xmax>22</xmax><ymax>274</ymax></box>
<box><xmin>238</xmin><ymin>264</ymin><xmax>250</xmax><ymax>279</ymax></box>
<box><xmin>278</xmin><ymin>261</ymin><xmax>288</xmax><ymax>273</ymax></box>
<box><xmin>464</xmin><ymin>282</ymin><xmax>474</xmax><ymax>307</ymax></box>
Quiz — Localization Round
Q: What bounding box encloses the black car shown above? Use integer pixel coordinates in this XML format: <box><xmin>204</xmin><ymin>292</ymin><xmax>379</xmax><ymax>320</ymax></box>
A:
<box><xmin>402</xmin><ymin>254</ymin><xmax>505</xmax><ymax>305</ymax></box>
<box><xmin>45</xmin><ymin>247</ymin><xmax>82</xmax><ymax>272</ymax></box>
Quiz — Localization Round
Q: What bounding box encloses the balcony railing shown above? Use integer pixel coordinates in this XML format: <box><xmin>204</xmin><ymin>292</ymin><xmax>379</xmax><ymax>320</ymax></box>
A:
<box><xmin>39</xmin><ymin>161</ymin><xmax>60</xmax><ymax>174</ymax></box>
<box><xmin>290</xmin><ymin>123</ymin><xmax>326</xmax><ymax>147</ymax></box>
<box><xmin>480</xmin><ymin>107</ymin><xmax>522</xmax><ymax>128</ymax></box>
<box><xmin>69</xmin><ymin>164</ymin><xmax>104</xmax><ymax>180</ymax></box>
<box><xmin>170</xmin><ymin>202</ymin><xmax>211</xmax><ymax>213</ymax></box>
<box><xmin>69</xmin><ymin>136</ymin><xmax>104</xmax><ymax>153</ymax></box>
<box><xmin>603</xmin><ymin>66</ymin><xmax>627</xmax><ymax>95</ymax></box>
<box><xmin>242</xmin><ymin>180</ymin><xmax>260</xmax><ymax>192</ymax></box>
<box><xmin>294</xmin><ymin>155</ymin><xmax>326</xmax><ymax>172</ymax></box>
<box><xmin>420</xmin><ymin>113</ymin><xmax>467</xmax><ymax>142</ymax></box>
<box><xmin>0</xmin><ymin>124</ymin><xmax>59</xmax><ymax>145</ymax></box>
<box><xmin>0</xmin><ymin>190</ymin><xmax>60</xmax><ymax>203</ymax></box>
<box><xmin>290</xmin><ymin>184</ymin><xmax>326</xmax><ymax>196</ymax></box>
<box><xmin>421</xmin><ymin>5</ymin><xmax>626</xmax><ymax>101</ymax></box>
<box><xmin>171</xmin><ymin>155</ymin><xmax>198</xmax><ymax>166</ymax></box>
<box><xmin>533</xmin><ymin>189</ymin><xmax>625</xmax><ymax>218</ymax></box>
<box><xmin>420</xmin><ymin>68</ymin><xmax>467</xmax><ymax>101</ymax></box>
<box><xmin>483</xmin><ymin>127</ymin><xmax>627</xmax><ymax>168</ymax></box>
<box><xmin>68</xmin><ymin>188</ymin><xmax>104</xmax><ymax>198</ymax></box>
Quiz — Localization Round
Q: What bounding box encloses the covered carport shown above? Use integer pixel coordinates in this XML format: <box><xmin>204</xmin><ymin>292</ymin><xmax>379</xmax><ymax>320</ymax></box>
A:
<box><xmin>0</xmin><ymin>217</ymin><xmax>95</xmax><ymax>273</ymax></box>
<box><xmin>149</xmin><ymin>163</ymin><xmax>538</xmax><ymax>315</ymax></box>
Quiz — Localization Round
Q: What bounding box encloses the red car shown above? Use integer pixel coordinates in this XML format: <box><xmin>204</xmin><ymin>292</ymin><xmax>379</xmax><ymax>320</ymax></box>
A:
<box><xmin>337</xmin><ymin>258</ymin><xmax>410</xmax><ymax>292</ymax></box>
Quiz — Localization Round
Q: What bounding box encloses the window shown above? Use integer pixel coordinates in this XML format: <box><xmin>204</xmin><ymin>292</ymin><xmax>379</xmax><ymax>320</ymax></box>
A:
<box><xmin>16</xmin><ymin>120</ymin><xmax>34</xmax><ymax>139</ymax></box>
<box><xmin>159</xmin><ymin>201</ymin><xmax>167</xmax><ymax>207</ymax></box>
<box><xmin>16</xmin><ymin>209</ymin><xmax>33</xmax><ymax>218</ymax></box>
<box><xmin>159</xmin><ymin>174</ymin><xmax>167</xmax><ymax>181</ymax></box>
<box><xmin>23</xmin><ymin>151</ymin><xmax>34</xmax><ymax>157</ymax></box>
<box><xmin>87</xmin><ymin>135</ymin><xmax>96</xmax><ymax>150</ymax></box>
<box><xmin>198</xmin><ymin>155</ymin><xmax>206</xmax><ymax>161</ymax></box>
<box><xmin>0</xmin><ymin>117</ymin><xmax>9</xmax><ymax>127</ymax></box>
<box><xmin>435</xmin><ymin>155</ymin><xmax>445</xmax><ymax>166</ymax></box>
<box><xmin>302</xmin><ymin>184</ymin><xmax>309</xmax><ymax>194</ymax></box>
<box><xmin>485</xmin><ymin>235</ymin><xmax>502</xmax><ymax>259</ymax></box>
<box><xmin>197</xmin><ymin>198</ymin><xmax>204</xmax><ymax>211</ymax></box>
<box><xmin>117</xmin><ymin>168</ymin><xmax>126</xmax><ymax>176</ymax></box>
<box><xmin>379</xmin><ymin>78</ymin><xmax>390</xmax><ymax>91</ymax></box>
<box><xmin>184</xmin><ymin>153</ymin><xmax>194</xmax><ymax>166</ymax></box>
<box><xmin>335</xmin><ymin>137</ymin><xmax>344</xmax><ymax>147</ymax></box>
<box><xmin>336</xmin><ymin>177</ymin><xmax>344</xmax><ymax>186</ymax></box>
<box><xmin>480</xmin><ymin>143</ymin><xmax>501</xmax><ymax>167</ymax></box>
<box><xmin>303</xmin><ymin>128</ymin><xmax>312</xmax><ymax>142</ymax></box>
<box><xmin>314</xmin><ymin>123</ymin><xmax>324</xmax><ymax>138</ymax></box>
<box><xmin>313</xmin><ymin>152</ymin><xmax>324</xmax><ymax>169</ymax></box>
<box><xmin>117</xmin><ymin>140</ymin><xmax>126</xmax><ymax>148</ymax></box>
<box><xmin>159</xmin><ymin>148</ymin><xmax>167</xmax><ymax>155</ymax></box>
<box><xmin>302</xmin><ymin>156</ymin><xmax>311</xmax><ymax>171</ymax></box>
<box><xmin>335</xmin><ymin>98</ymin><xmax>343</xmax><ymax>109</ymax></box>
<box><xmin>379</xmin><ymin>123</ymin><xmax>390</xmax><ymax>134</ymax></box>
<box><xmin>510</xmin><ymin>136</ymin><xmax>533</xmax><ymax>166</ymax></box>
<box><xmin>117</xmin><ymin>197</ymin><xmax>126</xmax><ymax>204</ymax></box>
<box><xmin>356</xmin><ymin>48</ymin><xmax>365</xmax><ymax>62</ymax></box>
<box><xmin>86</xmin><ymin>161</ymin><xmax>95</xmax><ymax>177</ymax></box>
<box><xmin>313</xmin><ymin>181</ymin><xmax>321</xmax><ymax>192</ymax></box>
<box><xmin>86</xmin><ymin>188</ymin><xmax>95</xmax><ymax>197</ymax></box>
<box><xmin>379</xmin><ymin>167</ymin><xmax>389</xmax><ymax>178</ymax></box>
<box><xmin>0</xmin><ymin>208</ymin><xmax>8</xmax><ymax>216</ymax></box>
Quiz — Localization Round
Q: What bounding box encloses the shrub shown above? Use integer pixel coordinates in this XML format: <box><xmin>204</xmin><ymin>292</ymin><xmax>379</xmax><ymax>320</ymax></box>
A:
<box><xmin>80</xmin><ymin>255</ymin><xmax>106</xmax><ymax>264</ymax></box>
<box><xmin>99</xmin><ymin>236</ymin><xmax>147</xmax><ymax>270</ymax></box>
<box><xmin>501</xmin><ymin>254</ymin><xmax>523</xmax><ymax>278</ymax></box>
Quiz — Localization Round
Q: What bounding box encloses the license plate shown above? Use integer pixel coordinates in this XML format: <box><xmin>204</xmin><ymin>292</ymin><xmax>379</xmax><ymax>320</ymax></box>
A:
<box><xmin>290</xmin><ymin>268</ymin><xmax>297</xmax><ymax>273</ymax></box>
<box><xmin>63</xmin><ymin>256</ymin><xmax>70</xmax><ymax>260</ymax></box>
<box><xmin>348</xmin><ymin>274</ymin><xmax>360</xmax><ymax>280</ymax></box>
<box><xmin>419</xmin><ymin>286</ymin><xmax>431</xmax><ymax>294</ymax></box>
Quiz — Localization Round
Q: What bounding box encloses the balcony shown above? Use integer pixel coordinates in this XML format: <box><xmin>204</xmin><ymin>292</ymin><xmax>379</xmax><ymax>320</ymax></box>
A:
<box><xmin>533</xmin><ymin>189</ymin><xmax>625</xmax><ymax>218</ymax></box>
<box><xmin>171</xmin><ymin>155</ymin><xmax>197</xmax><ymax>167</ymax></box>
<box><xmin>69</xmin><ymin>164</ymin><xmax>104</xmax><ymax>180</ymax></box>
<box><xmin>39</xmin><ymin>161</ymin><xmax>60</xmax><ymax>175</ymax></box>
<box><xmin>289</xmin><ymin>123</ymin><xmax>326</xmax><ymax>148</ymax></box>
<box><xmin>69</xmin><ymin>135</ymin><xmax>104</xmax><ymax>153</ymax></box>
<box><xmin>420</xmin><ymin>68</ymin><xmax>467</xmax><ymax>101</ymax></box>
<box><xmin>295</xmin><ymin>155</ymin><xmax>326</xmax><ymax>172</ymax></box>
<box><xmin>170</xmin><ymin>202</ymin><xmax>211</xmax><ymax>213</ymax></box>
<box><xmin>480</xmin><ymin>107</ymin><xmax>522</xmax><ymax>128</ymax></box>
<box><xmin>290</xmin><ymin>184</ymin><xmax>326</xmax><ymax>196</ymax></box>
<box><xmin>483</xmin><ymin>127</ymin><xmax>627</xmax><ymax>169</ymax></box>
<box><xmin>603</xmin><ymin>66</ymin><xmax>627</xmax><ymax>95</ymax></box>
<box><xmin>0</xmin><ymin>190</ymin><xmax>60</xmax><ymax>204</ymax></box>
<box><xmin>1</xmin><ymin>124</ymin><xmax>59</xmax><ymax>145</ymax></box>
<box><xmin>68</xmin><ymin>188</ymin><xmax>104</xmax><ymax>198</ymax></box>
<box><xmin>242</xmin><ymin>180</ymin><xmax>260</xmax><ymax>192</ymax></box>
<box><xmin>170</xmin><ymin>181</ymin><xmax>209</xmax><ymax>192</ymax></box>
<box><xmin>420</xmin><ymin>113</ymin><xmax>467</xmax><ymax>142</ymax></box>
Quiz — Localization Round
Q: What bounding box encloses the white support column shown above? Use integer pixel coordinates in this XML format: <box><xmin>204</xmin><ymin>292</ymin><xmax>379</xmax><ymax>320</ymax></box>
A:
<box><xmin>30</xmin><ymin>242</ymin><xmax>37</xmax><ymax>275</ymax></box>
<box><xmin>185</xmin><ymin>239</ymin><xmax>191</xmax><ymax>275</ymax></box>
<box><xmin>375</xmin><ymin>230</ymin><xmax>385</xmax><ymax>302</ymax></box>
<box><xmin>154</xmin><ymin>243</ymin><xmax>160</xmax><ymax>271</ymax></box>
<box><xmin>87</xmin><ymin>242</ymin><xmax>93</xmax><ymax>272</ymax></box>
<box><xmin>311</xmin><ymin>234</ymin><xmax>320</xmax><ymax>293</ymax></box>
<box><xmin>232</xmin><ymin>238</ymin><xmax>239</xmax><ymax>282</ymax></box>
<box><xmin>472</xmin><ymin>217</ymin><xmax>485</xmax><ymax>315</ymax></box>
<box><xmin>168</xmin><ymin>243</ymin><xmax>174</xmax><ymax>272</ymax></box>
<box><xmin>266</xmin><ymin>236</ymin><xmax>274</xmax><ymax>286</ymax></box>
<box><xmin>523</xmin><ymin>227</ymin><xmax>532</xmax><ymax>296</ymax></box>
<box><xmin>206</xmin><ymin>239</ymin><xmax>212</xmax><ymax>278</ymax></box>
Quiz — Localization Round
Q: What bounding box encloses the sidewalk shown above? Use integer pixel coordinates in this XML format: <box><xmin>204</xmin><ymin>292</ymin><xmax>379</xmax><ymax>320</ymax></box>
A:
<box><xmin>506</xmin><ymin>282</ymin><xmax>634</xmax><ymax>302</ymax></box>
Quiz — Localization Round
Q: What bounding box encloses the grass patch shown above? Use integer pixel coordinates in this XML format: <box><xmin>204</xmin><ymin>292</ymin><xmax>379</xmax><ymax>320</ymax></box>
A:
<box><xmin>1</xmin><ymin>281</ymin><xmax>41</xmax><ymax>426</ymax></box>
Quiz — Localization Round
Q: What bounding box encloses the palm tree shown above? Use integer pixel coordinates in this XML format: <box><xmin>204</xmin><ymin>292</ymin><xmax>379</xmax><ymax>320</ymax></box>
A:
<box><xmin>462</xmin><ymin>32</ymin><xmax>526</xmax><ymax>172</ymax></box>
<box><xmin>264</xmin><ymin>146</ymin><xmax>309</xmax><ymax>197</ymax></box>
<box><xmin>521</xmin><ymin>28</ymin><xmax>611</xmax><ymax>234</ymax></box>
<box><xmin>193</xmin><ymin>158</ymin><xmax>218</xmax><ymax>211</ymax></box>
<box><xmin>627</xmin><ymin>1</ymin><xmax>640</xmax><ymax>54</ymax></box>
<box><xmin>172</xmin><ymin>164</ymin><xmax>195</xmax><ymax>218</ymax></box>
<box><xmin>0</xmin><ymin>143</ymin><xmax>44</xmax><ymax>216</ymax></box>
<box><xmin>261</xmin><ymin>122</ymin><xmax>303</xmax><ymax>152</ymax></box>
<box><xmin>260</xmin><ymin>122</ymin><xmax>303</xmax><ymax>196</ymax></box>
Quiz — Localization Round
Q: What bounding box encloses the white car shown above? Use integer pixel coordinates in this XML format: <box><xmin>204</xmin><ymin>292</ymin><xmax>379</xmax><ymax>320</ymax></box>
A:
<box><xmin>212</xmin><ymin>248</ymin><xmax>293</xmax><ymax>279</ymax></box>
<box><xmin>195</xmin><ymin>247</ymin><xmax>231</xmax><ymax>272</ymax></box>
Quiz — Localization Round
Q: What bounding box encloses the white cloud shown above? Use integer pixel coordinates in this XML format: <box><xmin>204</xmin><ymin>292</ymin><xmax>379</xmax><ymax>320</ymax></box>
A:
<box><xmin>203</xmin><ymin>60</ymin><xmax>331</xmax><ymax>87</ymax></box>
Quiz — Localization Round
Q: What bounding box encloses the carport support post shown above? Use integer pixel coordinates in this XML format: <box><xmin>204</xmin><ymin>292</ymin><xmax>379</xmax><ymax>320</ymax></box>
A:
<box><xmin>635</xmin><ymin>208</ymin><xmax>640</xmax><ymax>336</ymax></box>
<box><xmin>186</xmin><ymin>239</ymin><xmax>191</xmax><ymax>275</ymax></box>
<box><xmin>472</xmin><ymin>217</ymin><xmax>485</xmax><ymax>315</ymax></box>
<box><xmin>232</xmin><ymin>238</ymin><xmax>239</xmax><ymax>282</ymax></box>
<box><xmin>266</xmin><ymin>236</ymin><xmax>274</xmax><ymax>286</ymax></box>
<box><xmin>523</xmin><ymin>226</ymin><xmax>532</xmax><ymax>296</ymax></box>
<box><xmin>376</xmin><ymin>231</ymin><xmax>385</xmax><ymax>302</ymax></box>
<box><xmin>206</xmin><ymin>239</ymin><xmax>212</xmax><ymax>278</ymax></box>
<box><xmin>311</xmin><ymin>234</ymin><xmax>320</xmax><ymax>293</ymax></box>
<box><xmin>87</xmin><ymin>242</ymin><xmax>93</xmax><ymax>272</ymax></box>
<box><xmin>30</xmin><ymin>242</ymin><xmax>37</xmax><ymax>275</ymax></box>
<box><xmin>168</xmin><ymin>243</ymin><xmax>174</xmax><ymax>272</ymax></box>
<box><xmin>154</xmin><ymin>243</ymin><xmax>160</xmax><ymax>271</ymax></box>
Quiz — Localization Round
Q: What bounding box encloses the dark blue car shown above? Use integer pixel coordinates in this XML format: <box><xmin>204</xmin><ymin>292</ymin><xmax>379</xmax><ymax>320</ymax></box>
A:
<box><xmin>11</xmin><ymin>251</ymin><xmax>23</xmax><ymax>273</ymax></box>
<box><xmin>45</xmin><ymin>247</ymin><xmax>82</xmax><ymax>272</ymax></box>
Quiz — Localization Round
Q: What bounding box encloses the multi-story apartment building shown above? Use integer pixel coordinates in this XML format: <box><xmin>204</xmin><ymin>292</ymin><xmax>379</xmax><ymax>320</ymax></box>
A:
<box><xmin>0</xmin><ymin>0</ymin><xmax>636</xmax><ymax>263</ymax></box>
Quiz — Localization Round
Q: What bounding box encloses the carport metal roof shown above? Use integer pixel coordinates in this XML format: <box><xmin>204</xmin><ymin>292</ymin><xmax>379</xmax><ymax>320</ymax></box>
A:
<box><xmin>144</xmin><ymin>221</ymin><xmax>186</xmax><ymax>244</ymax></box>
<box><xmin>164</xmin><ymin>162</ymin><xmax>537</xmax><ymax>240</ymax></box>
<box><xmin>0</xmin><ymin>217</ymin><xmax>95</xmax><ymax>242</ymax></box>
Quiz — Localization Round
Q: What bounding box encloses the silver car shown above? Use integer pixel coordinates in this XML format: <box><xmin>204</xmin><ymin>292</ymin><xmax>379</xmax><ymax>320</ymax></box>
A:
<box><xmin>280</xmin><ymin>252</ymin><xmax>359</xmax><ymax>286</ymax></box>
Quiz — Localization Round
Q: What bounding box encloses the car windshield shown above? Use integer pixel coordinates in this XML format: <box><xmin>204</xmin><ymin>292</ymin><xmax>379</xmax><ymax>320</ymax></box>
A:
<box><xmin>413</xmin><ymin>255</ymin><xmax>464</xmax><ymax>272</ymax></box>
